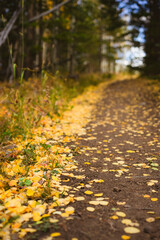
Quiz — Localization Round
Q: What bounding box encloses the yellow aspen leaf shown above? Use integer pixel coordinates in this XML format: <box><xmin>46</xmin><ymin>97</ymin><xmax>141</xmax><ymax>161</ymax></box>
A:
<box><xmin>143</xmin><ymin>194</ymin><xmax>150</xmax><ymax>198</ymax></box>
<box><xmin>93</xmin><ymin>179</ymin><xmax>104</xmax><ymax>183</ymax></box>
<box><xmin>50</xmin><ymin>232</ymin><xmax>61</xmax><ymax>237</ymax></box>
<box><xmin>61</xmin><ymin>212</ymin><xmax>69</xmax><ymax>218</ymax></box>
<box><xmin>84</xmin><ymin>190</ymin><xmax>93</xmax><ymax>195</ymax></box>
<box><xmin>27</xmin><ymin>189</ymin><xmax>34</xmax><ymax>197</ymax></box>
<box><xmin>89</xmin><ymin>201</ymin><xmax>99</xmax><ymax>205</ymax></box>
<box><xmin>86</xmin><ymin>207</ymin><xmax>95</xmax><ymax>212</ymax></box>
<box><xmin>117</xmin><ymin>201</ymin><xmax>126</xmax><ymax>205</ymax></box>
<box><xmin>99</xmin><ymin>201</ymin><xmax>109</xmax><ymax>206</ymax></box>
<box><xmin>5</xmin><ymin>198</ymin><xmax>21</xmax><ymax>208</ymax></box>
<box><xmin>124</xmin><ymin>227</ymin><xmax>140</xmax><ymax>234</ymax></box>
<box><xmin>65</xmin><ymin>206</ymin><xmax>74</xmax><ymax>214</ymax></box>
<box><xmin>147</xmin><ymin>182</ymin><xmax>154</xmax><ymax>186</ymax></box>
<box><xmin>75</xmin><ymin>196</ymin><xmax>85</xmax><ymax>201</ymax></box>
<box><xmin>33</xmin><ymin>212</ymin><xmax>41</xmax><ymax>221</ymax></box>
<box><xmin>116</xmin><ymin>212</ymin><xmax>126</xmax><ymax>217</ymax></box>
<box><xmin>121</xmin><ymin>219</ymin><xmax>133</xmax><ymax>226</ymax></box>
<box><xmin>21</xmin><ymin>213</ymin><xmax>32</xmax><ymax>221</ymax></box>
<box><xmin>96</xmin><ymin>197</ymin><xmax>104</xmax><ymax>201</ymax></box>
<box><xmin>9</xmin><ymin>180</ymin><xmax>17</xmax><ymax>187</ymax></box>
<box><xmin>146</xmin><ymin>217</ymin><xmax>155</xmax><ymax>223</ymax></box>
<box><xmin>50</xmin><ymin>219</ymin><xmax>59</xmax><ymax>223</ymax></box>
<box><xmin>94</xmin><ymin>193</ymin><xmax>103</xmax><ymax>197</ymax></box>
<box><xmin>121</xmin><ymin>235</ymin><xmax>131</xmax><ymax>240</ymax></box>
<box><xmin>23</xmin><ymin>228</ymin><xmax>36</xmax><ymax>233</ymax></box>
<box><xmin>52</xmin><ymin>176</ymin><xmax>58</xmax><ymax>181</ymax></box>
<box><xmin>97</xmin><ymin>150</ymin><xmax>101</xmax><ymax>153</ymax></box>
<box><xmin>62</xmin><ymin>179</ymin><xmax>70</xmax><ymax>182</ymax></box>
<box><xmin>28</xmin><ymin>200</ymin><xmax>37</xmax><ymax>208</ymax></box>
<box><xmin>84</xmin><ymin>162</ymin><xmax>91</xmax><ymax>165</ymax></box>
<box><xmin>12</xmin><ymin>223</ymin><xmax>21</xmax><ymax>230</ymax></box>
<box><xmin>126</xmin><ymin>150</ymin><xmax>135</xmax><ymax>153</ymax></box>
<box><xmin>151</xmin><ymin>198</ymin><xmax>158</xmax><ymax>201</ymax></box>
<box><xmin>110</xmin><ymin>215</ymin><xmax>118</xmax><ymax>220</ymax></box>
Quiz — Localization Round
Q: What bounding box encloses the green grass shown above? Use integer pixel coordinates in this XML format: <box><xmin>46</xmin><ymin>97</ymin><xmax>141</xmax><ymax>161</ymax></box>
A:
<box><xmin>0</xmin><ymin>72</ymin><xmax>107</xmax><ymax>146</ymax></box>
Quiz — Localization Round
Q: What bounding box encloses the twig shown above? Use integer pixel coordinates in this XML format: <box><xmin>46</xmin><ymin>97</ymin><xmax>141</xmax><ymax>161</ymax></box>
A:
<box><xmin>0</xmin><ymin>9</ymin><xmax>21</xmax><ymax>47</ymax></box>
<box><xmin>29</xmin><ymin>0</ymin><xmax>72</xmax><ymax>22</ymax></box>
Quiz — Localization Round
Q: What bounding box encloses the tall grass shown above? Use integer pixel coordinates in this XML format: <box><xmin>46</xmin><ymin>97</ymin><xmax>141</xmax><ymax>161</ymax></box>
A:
<box><xmin>0</xmin><ymin>72</ymin><xmax>106</xmax><ymax>145</ymax></box>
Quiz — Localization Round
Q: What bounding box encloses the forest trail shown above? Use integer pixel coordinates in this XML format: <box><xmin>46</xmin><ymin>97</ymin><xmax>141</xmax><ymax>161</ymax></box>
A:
<box><xmin>0</xmin><ymin>78</ymin><xmax>160</xmax><ymax>240</ymax></box>
<box><xmin>39</xmin><ymin>79</ymin><xmax>160</xmax><ymax>240</ymax></box>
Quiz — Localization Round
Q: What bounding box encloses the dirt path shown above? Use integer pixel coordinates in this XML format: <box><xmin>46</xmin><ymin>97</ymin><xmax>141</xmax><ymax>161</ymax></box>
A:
<box><xmin>39</xmin><ymin>79</ymin><xmax>160</xmax><ymax>240</ymax></box>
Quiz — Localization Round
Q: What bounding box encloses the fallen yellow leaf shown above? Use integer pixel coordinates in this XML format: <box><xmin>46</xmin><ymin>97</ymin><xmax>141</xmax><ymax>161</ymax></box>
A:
<box><xmin>93</xmin><ymin>179</ymin><xmax>104</xmax><ymax>183</ymax></box>
<box><xmin>65</xmin><ymin>206</ymin><xmax>74</xmax><ymax>215</ymax></box>
<box><xmin>50</xmin><ymin>219</ymin><xmax>59</xmax><ymax>223</ymax></box>
<box><xmin>94</xmin><ymin>193</ymin><xmax>103</xmax><ymax>197</ymax></box>
<box><xmin>121</xmin><ymin>219</ymin><xmax>133</xmax><ymax>226</ymax></box>
<box><xmin>75</xmin><ymin>196</ymin><xmax>85</xmax><ymax>201</ymax></box>
<box><xmin>33</xmin><ymin>212</ymin><xmax>41</xmax><ymax>221</ymax></box>
<box><xmin>89</xmin><ymin>201</ymin><xmax>99</xmax><ymax>205</ymax></box>
<box><xmin>52</xmin><ymin>176</ymin><xmax>58</xmax><ymax>181</ymax></box>
<box><xmin>151</xmin><ymin>198</ymin><xmax>158</xmax><ymax>201</ymax></box>
<box><xmin>61</xmin><ymin>212</ymin><xmax>69</xmax><ymax>218</ymax></box>
<box><xmin>98</xmin><ymin>201</ymin><xmax>109</xmax><ymax>206</ymax></box>
<box><xmin>87</xmin><ymin>207</ymin><xmax>95</xmax><ymax>212</ymax></box>
<box><xmin>50</xmin><ymin>232</ymin><xmax>61</xmax><ymax>237</ymax></box>
<box><xmin>110</xmin><ymin>215</ymin><xmax>118</xmax><ymax>220</ymax></box>
<box><xmin>124</xmin><ymin>227</ymin><xmax>140</xmax><ymax>234</ymax></box>
<box><xmin>117</xmin><ymin>201</ymin><xmax>126</xmax><ymax>205</ymax></box>
<box><xmin>147</xmin><ymin>211</ymin><xmax>155</xmax><ymax>214</ymax></box>
<box><xmin>116</xmin><ymin>212</ymin><xmax>126</xmax><ymax>217</ymax></box>
<box><xmin>26</xmin><ymin>189</ymin><xmax>34</xmax><ymax>197</ymax></box>
<box><xmin>146</xmin><ymin>217</ymin><xmax>155</xmax><ymax>223</ymax></box>
<box><xmin>84</xmin><ymin>190</ymin><xmax>93</xmax><ymax>195</ymax></box>
<box><xmin>121</xmin><ymin>235</ymin><xmax>131</xmax><ymax>240</ymax></box>
<box><xmin>9</xmin><ymin>180</ymin><xmax>17</xmax><ymax>187</ymax></box>
<box><xmin>143</xmin><ymin>194</ymin><xmax>150</xmax><ymax>198</ymax></box>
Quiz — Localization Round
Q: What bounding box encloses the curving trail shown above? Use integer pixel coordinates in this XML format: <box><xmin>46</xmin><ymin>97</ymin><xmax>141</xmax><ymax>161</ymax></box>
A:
<box><xmin>40</xmin><ymin>79</ymin><xmax>160</xmax><ymax>240</ymax></box>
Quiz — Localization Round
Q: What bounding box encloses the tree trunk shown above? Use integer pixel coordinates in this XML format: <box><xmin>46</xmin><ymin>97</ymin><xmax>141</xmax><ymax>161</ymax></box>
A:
<box><xmin>99</xmin><ymin>26</ymin><xmax>103</xmax><ymax>72</ymax></box>
<box><xmin>38</xmin><ymin>0</ymin><xmax>43</xmax><ymax>73</ymax></box>
<box><xmin>25</xmin><ymin>2</ymin><xmax>35</xmax><ymax>71</ymax></box>
<box><xmin>144</xmin><ymin>0</ymin><xmax>160</xmax><ymax>76</ymax></box>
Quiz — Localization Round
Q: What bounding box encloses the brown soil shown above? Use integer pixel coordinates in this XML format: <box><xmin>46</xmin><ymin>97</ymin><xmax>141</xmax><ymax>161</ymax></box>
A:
<box><xmin>38</xmin><ymin>79</ymin><xmax>160</xmax><ymax>240</ymax></box>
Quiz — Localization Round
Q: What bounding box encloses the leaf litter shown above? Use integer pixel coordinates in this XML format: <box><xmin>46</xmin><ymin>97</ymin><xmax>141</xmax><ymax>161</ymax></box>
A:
<box><xmin>0</xmin><ymin>82</ymin><xmax>106</xmax><ymax>239</ymax></box>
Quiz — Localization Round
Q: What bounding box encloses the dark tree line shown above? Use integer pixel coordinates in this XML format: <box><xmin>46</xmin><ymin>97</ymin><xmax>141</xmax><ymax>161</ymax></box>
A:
<box><xmin>0</xmin><ymin>0</ymin><xmax>125</xmax><ymax>81</ymax></box>
<box><xmin>0</xmin><ymin>0</ymin><xmax>160</xmax><ymax>82</ymax></box>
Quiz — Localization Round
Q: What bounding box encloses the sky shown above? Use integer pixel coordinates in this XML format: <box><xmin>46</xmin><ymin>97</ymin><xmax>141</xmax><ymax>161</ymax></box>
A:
<box><xmin>118</xmin><ymin>0</ymin><xmax>146</xmax><ymax>67</ymax></box>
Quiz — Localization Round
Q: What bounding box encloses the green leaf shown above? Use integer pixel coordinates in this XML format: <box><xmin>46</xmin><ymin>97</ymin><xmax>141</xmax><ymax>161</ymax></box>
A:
<box><xmin>24</xmin><ymin>179</ymin><xmax>32</xmax><ymax>186</ymax></box>
<box><xmin>152</xmin><ymin>167</ymin><xmax>158</xmax><ymax>171</ymax></box>
<box><xmin>150</xmin><ymin>163</ymin><xmax>159</xmax><ymax>167</ymax></box>
<box><xmin>18</xmin><ymin>178</ymin><xmax>32</xmax><ymax>186</ymax></box>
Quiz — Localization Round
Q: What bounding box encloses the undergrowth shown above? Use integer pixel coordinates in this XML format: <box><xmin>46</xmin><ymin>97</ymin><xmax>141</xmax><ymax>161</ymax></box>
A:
<box><xmin>0</xmin><ymin>72</ymin><xmax>106</xmax><ymax>145</ymax></box>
